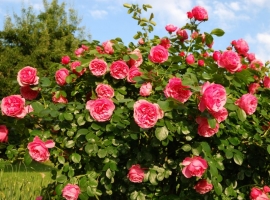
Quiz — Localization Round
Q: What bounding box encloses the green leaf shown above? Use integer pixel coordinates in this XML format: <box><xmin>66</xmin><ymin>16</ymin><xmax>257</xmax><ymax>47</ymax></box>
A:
<box><xmin>137</xmin><ymin>192</ymin><xmax>146</xmax><ymax>200</ymax></box>
<box><xmin>236</xmin><ymin>107</ymin><xmax>246</xmax><ymax>122</ymax></box>
<box><xmin>56</xmin><ymin>174</ymin><xmax>67</xmax><ymax>183</ymax></box>
<box><xmin>71</xmin><ymin>153</ymin><xmax>81</xmax><ymax>163</ymax></box>
<box><xmin>233</xmin><ymin>151</ymin><xmax>244</xmax><ymax>165</ymax></box>
<box><xmin>123</xmin><ymin>3</ymin><xmax>132</xmax><ymax>8</ymax></box>
<box><xmin>65</xmin><ymin>140</ymin><xmax>75</xmax><ymax>148</ymax></box>
<box><xmin>31</xmin><ymin>102</ymin><xmax>44</xmax><ymax>113</ymax></box>
<box><xmin>201</xmin><ymin>141</ymin><xmax>211</xmax><ymax>154</ymax></box>
<box><xmin>207</xmin><ymin>118</ymin><xmax>216</xmax><ymax>129</ymax></box>
<box><xmin>64</xmin><ymin>112</ymin><xmax>73</xmax><ymax>121</ymax></box>
<box><xmin>213</xmin><ymin>181</ymin><xmax>223</xmax><ymax>195</ymax></box>
<box><xmin>24</xmin><ymin>151</ymin><xmax>32</xmax><ymax>165</ymax></box>
<box><xmin>40</xmin><ymin>77</ymin><xmax>51</xmax><ymax>87</ymax></box>
<box><xmin>210</xmin><ymin>28</ymin><xmax>225</xmax><ymax>36</ymax></box>
<box><xmin>98</xmin><ymin>149</ymin><xmax>107</xmax><ymax>158</ymax></box>
<box><xmin>157</xmin><ymin>100</ymin><xmax>174</xmax><ymax>112</ymax></box>
<box><xmin>267</xmin><ymin>145</ymin><xmax>270</xmax><ymax>154</ymax></box>
<box><xmin>181</xmin><ymin>144</ymin><xmax>191</xmax><ymax>152</ymax></box>
<box><xmin>149</xmin><ymin>170</ymin><xmax>158</xmax><ymax>185</ymax></box>
<box><xmin>155</xmin><ymin>126</ymin><xmax>169</xmax><ymax>141</ymax></box>
<box><xmin>58</xmin><ymin>156</ymin><xmax>65</xmax><ymax>164</ymax></box>
<box><xmin>106</xmin><ymin>168</ymin><xmax>113</xmax><ymax>179</ymax></box>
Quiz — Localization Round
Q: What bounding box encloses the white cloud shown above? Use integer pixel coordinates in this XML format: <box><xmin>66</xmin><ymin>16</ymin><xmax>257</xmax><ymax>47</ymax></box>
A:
<box><xmin>89</xmin><ymin>9</ymin><xmax>108</xmax><ymax>19</ymax></box>
<box><xmin>249</xmin><ymin>32</ymin><xmax>270</xmax><ymax>62</ymax></box>
<box><xmin>229</xmin><ymin>2</ymin><xmax>240</xmax><ymax>11</ymax></box>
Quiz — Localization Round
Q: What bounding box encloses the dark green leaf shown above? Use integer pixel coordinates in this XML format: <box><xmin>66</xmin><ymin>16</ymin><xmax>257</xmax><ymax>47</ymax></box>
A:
<box><xmin>210</xmin><ymin>28</ymin><xmax>225</xmax><ymax>36</ymax></box>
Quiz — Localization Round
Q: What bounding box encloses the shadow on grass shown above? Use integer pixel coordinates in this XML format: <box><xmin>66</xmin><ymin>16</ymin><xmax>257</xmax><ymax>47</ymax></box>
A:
<box><xmin>3</xmin><ymin>160</ymin><xmax>54</xmax><ymax>172</ymax></box>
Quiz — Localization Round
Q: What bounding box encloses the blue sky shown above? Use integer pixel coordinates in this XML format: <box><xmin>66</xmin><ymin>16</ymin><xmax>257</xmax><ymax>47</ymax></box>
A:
<box><xmin>1</xmin><ymin>0</ymin><xmax>270</xmax><ymax>62</ymax></box>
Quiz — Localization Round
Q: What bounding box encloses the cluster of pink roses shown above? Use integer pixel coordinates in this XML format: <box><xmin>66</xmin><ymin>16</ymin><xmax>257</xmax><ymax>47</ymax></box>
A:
<box><xmin>250</xmin><ymin>186</ymin><xmax>270</xmax><ymax>200</ymax></box>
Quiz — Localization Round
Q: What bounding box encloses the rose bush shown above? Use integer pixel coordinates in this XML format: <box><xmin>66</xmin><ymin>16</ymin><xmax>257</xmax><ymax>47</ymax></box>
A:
<box><xmin>1</xmin><ymin>3</ymin><xmax>270</xmax><ymax>200</ymax></box>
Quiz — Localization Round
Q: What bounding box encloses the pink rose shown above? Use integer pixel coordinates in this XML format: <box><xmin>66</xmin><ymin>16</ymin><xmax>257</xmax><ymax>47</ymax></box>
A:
<box><xmin>209</xmin><ymin>107</ymin><xmax>228</xmax><ymax>123</ymax></box>
<box><xmin>35</xmin><ymin>196</ymin><xmax>43</xmax><ymax>200</ymax></box>
<box><xmin>138</xmin><ymin>38</ymin><xmax>144</xmax><ymax>45</ymax></box>
<box><xmin>187</xmin><ymin>11</ymin><xmax>193</xmax><ymax>19</ymax></box>
<box><xmin>191</xmin><ymin>31</ymin><xmax>199</xmax><ymax>39</ymax></box>
<box><xmin>165</xmin><ymin>24</ymin><xmax>177</xmax><ymax>33</ymax></box>
<box><xmin>164</xmin><ymin>77</ymin><xmax>192</xmax><ymax>103</ymax></box>
<box><xmin>182</xmin><ymin>156</ymin><xmax>208</xmax><ymax>178</ymax></box>
<box><xmin>133</xmin><ymin>100</ymin><xmax>164</xmax><ymax>129</ymax></box>
<box><xmin>17</xmin><ymin>66</ymin><xmax>39</xmax><ymax>86</ymax></box>
<box><xmin>179</xmin><ymin>51</ymin><xmax>185</xmax><ymax>57</ymax></box>
<box><xmin>192</xmin><ymin>6</ymin><xmax>208</xmax><ymax>21</ymax></box>
<box><xmin>110</xmin><ymin>60</ymin><xmax>129</xmax><ymax>79</ymax></box>
<box><xmin>148</xmin><ymin>45</ymin><xmax>169</xmax><ymax>63</ymax></box>
<box><xmin>55</xmin><ymin>68</ymin><xmax>69</xmax><ymax>86</ymax></box>
<box><xmin>250</xmin><ymin>187</ymin><xmax>269</xmax><ymax>200</ymax></box>
<box><xmin>194</xmin><ymin>179</ymin><xmax>213</xmax><ymax>194</ymax></box>
<box><xmin>248</xmin><ymin>83</ymin><xmax>260</xmax><ymax>94</ymax></box>
<box><xmin>198</xmin><ymin>82</ymin><xmax>227</xmax><ymax>112</ymax></box>
<box><xmin>249</xmin><ymin>59</ymin><xmax>264</xmax><ymax>70</ymax></box>
<box><xmin>176</xmin><ymin>29</ymin><xmax>188</xmax><ymax>42</ymax></box>
<box><xmin>159</xmin><ymin>38</ymin><xmax>171</xmax><ymax>49</ymax></box>
<box><xmin>27</xmin><ymin>136</ymin><xmax>55</xmax><ymax>162</ymax></box>
<box><xmin>20</xmin><ymin>85</ymin><xmax>39</xmax><ymax>100</ymax></box>
<box><xmin>196</xmin><ymin>116</ymin><xmax>220</xmax><ymax>137</ymax></box>
<box><xmin>61</xmin><ymin>56</ymin><xmax>70</xmax><ymax>65</ymax></box>
<box><xmin>247</xmin><ymin>53</ymin><xmax>256</xmax><ymax>62</ymax></box>
<box><xmin>0</xmin><ymin>125</ymin><xmax>8</xmax><ymax>143</ymax></box>
<box><xmin>127</xmin><ymin>164</ymin><xmax>145</xmax><ymax>183</ymax></box>
<box><xmin>89</xmin><ymin>58</ymin><xmax>107</xmax><ymax>76</ymax></box>
<box><xmin>52</xmin><ymin>93</ymin><xmax>68</xmax><ymax>104</ymax></box>
<box><xmin>70</xmin><ymin>61</ymin><xmax>86</xmax><ymax>76</ymax></box>
<box><xmin>74</xmin><ymin>47</ymin><xmax>84</xmax><ymax>57</ymax></box>
<box><xmin>102</xmin><ymin>40</ymin><xmax>114</xmax><ymax>54</ymax></box>
<box><xmin>218</xmin><ymin>50</ymin><xmax>242</xmax><ymax>73</ymax></box>
<box><xmin>86</xmin><ymin>98</ymin><xmax>115</xmax><ymax>122</ymax></box>
<box><xmin>198</xmin><ymin>59</ymin><xmax>205</xmax><ymax>66</ymax></box>
<box><xmin>127</xmin><ymin>66</ymin><xmax>142</xmax><ymax>83</ymax></box>
<box><xmin>213</xmin><ymin>51</ymin><xmax>221</xmax><ymax>61</ymax></box>
<box><xmin>233</xmin><ymin>38</ymin><xmax>249</xmax><ymax>55</ymax></box>
<box><xmin>1</xmin><ymin>95</ymin><xmax>30</xmax><ymax>118</ymax></box>
<box><xmin>186</xmin><ymin>54</ymin><xmax>195</xmax><ymax>65</ymax></box>
<box><xmin>81</xmin><ymin>44</ymin><xmax>89</xmax><ymax>51</ymax></box>
<box><xmin>128</xmin><ymin>49</ymin><xmax>143</xmax><ymax>67</ymax></box>
<box><xmin>62</xmin><ymin>184</ymin><xmax>80</xmax><ymax>200</ymax></box>
<box><xmin>95</xmin><ymin>83</ymin><xmax>114</xmax><ymax>98</ymax></box>
<box><xmin>140</xmin><ymin>82</ymin><xmax>152</xmax><ymax>97</ymax></box>
<box><xmin>263</xmin><ymin>76</ymin><xmax>270</xmax><ymax>88</ymax></box>
<box><xmin>235</xmin><ymin>93</ymin><xmax>258</xmax><ymax>115</ymax></box>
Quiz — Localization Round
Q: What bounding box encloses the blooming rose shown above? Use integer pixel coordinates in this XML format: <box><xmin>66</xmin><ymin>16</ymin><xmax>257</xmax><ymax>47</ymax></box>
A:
<box><xmin>196</xmin><ymin>116</ymin><xmax>220</xmax><ymax>137</ymax></box>
<box><xmin>62</xmin><ymin>184</ymin><xmax>80</xmax><ymax>200</ymax></box>
<box><xmin>81</xmin><ymin>44</ymin><xmax>89</xmax><ymax>51</ymax></box>
<box><xmin>102</xmin><ymin>40</ymin><xmax>114</xmax><ymax>54</ymax></box>
<box><xmin>127</xmin><ymin>66</ymin><xmax>142</xmax><ymax>83</ymax></box>
<box><xmin>74</xmin><ymin>47</ymin><xmax>84</xmax><ymax>57</ymax></box>
<box><xmin>186</xmin><ymin>54</ymin><xmax>195</xmax><ymax>65</ymax></box>
<box><xmin>61</xmin><ymin>56</ymin><xmax>70</xmax><ymax>65</ymax></box>
<box><xmin>89</xmin><ymin>58</ymin><xmax>107</xmax><ymax>76</ymax></box>
<box><xmin>127</xmin><ymin>164</ymin><xmax>145</xmax><ymax>183</ymax></box>
<box><xmin>133</xmin><ymin>100</ymin><xmax>164</xmax><ymax>129</ymax></box>
<box><xmin>140</xmin><ymin>82</ymin><xmax>152</xmax><ymax>97</ymax></box>
<box><xmin>95</xmin><ymin>83</ymin><xmax>114</xmax><ymax>98</ymax></box>
<box><xmin>233</xmin><ymin>38</ymin><xmax>249</xmax><ymax>55</ymax></box>
<box><xmin>128</xmin><ymin>48</ymin><xmax>143</xmax><ymax>67</ymax></box>
<box><xmin>148</xmin><ymin>45</ymin><xmax>169</xmax><ymax>63</ymax></box>
<box><xmin>176</xmin><ymin>29</ymin><xmax>188</xmax><ymax>41</ymax></box>
<box><xmin>52</xmin><ymin>93</ymin><xmax>68</xmax><ymax>104</ymax></box>
<box><xmin>263</xmin><ymin>76</ymin><xmax>270</xmax><ymax>88</ymax></box>
<box><xmin>20</xmin><ymin>85</ymin><xmax>39</xmax><ymax>100</ymax></box>
<box><xmin>250</xmin><ymin>187</ymin><xmax>269</xmax><ymax>200</ymax></box>
<box><xmin>159</xmin><ymin>37</ymin><xmax>171</xmax><ymax>49</ymax></box>
<box><xmin>1</xmin><ymin>95</ymin><xmax>30</xmax><ymax>118</ymax></box>
<box><xmin>194</xmin><ymin>179</ymin><xmax>213</xmax><ymax>194</ymax></box>
<box><xmin>198</xmin><ymin>82</ymin><xmax>227</xmax><ymax>112</ymax></box>
<box><xmin>192</xmin><ymin>6</ymin><xmax>208</xmax><ymax>21</ymax></box>
<box><xmin>165</xmin><ymin>24</ymin><xmax>177</xmax><ymax>33</ymax></box>
<box><xmin>70</xmin><ymin>61</ymin><xmax>86</xmax><ymax>76</ymax></box>
<box><xmin>86</xmin><ymin>98</ymin><xmax>115</xmax><ymax>122</ymax></box>
<box><xmin>209</xmin><ymin>107</ymin><xmax>228</xmax><ymax>123</ymax></box>
<box><xmin>35</xmin><ymin>196</ymin><xmax>43</xmax><ymax>200</ymax></box>
<box><xmin>249</xmin><ymin>59</ymin><xmax>264</xmax><ymax>70</ymax></box>
<box><xmin>235</xmin><ymin>93</ymin><xmax>258</xmax><ymax>115</ymax></box>
<box><xmin>27</xmin><ymin>136</ymin><xmax>55</xmax><ymax>162</ymax></box>
<box><xmin>55</xmin><ymin>68</ymin><xmax>69</xmax><ymax>86</ymax></box>
<box><xmin>182</xmin><ymin>156</ymin><xmax>208</xmax><ymax>178</ymax></box>
<box><xmin>110</xmin><ymin>60</ymin><xmax>129</xmax><ymax>79</ymax></box>
<box><xmin>263</xmin><ymin>186</ymin><xmax>270</xmax><ymax>193</ymax></box>
<box><xmin>213</xmin><ymin>51</ymin><xmax>221</xmax><ymax>61</ymax></box>
<box><xmin>218</xmin><ymin>50</ymin><xmax>242</xmax><ymax>73</ymax></box>
<box><xmin>187</xmin><ymin>11</ymin><xmax>193</xmax><ymax>19</ymax></box>
<box><xmin>247</xmin><ymin>53</ymin><xmax>256</xmax><ymax>62</ymax></box>
<box><xmin>0</xmin><ymin>125</ymin><xmax>8</xmax><ymax>143</ymax></box>
<box><xmin>17</xmin><ymin>66</ymin><xmax>39</xmax><ymax>86</ymax></box>
<box><xmin>198</xmin><ymin>59</ymin><xmax>205</xmax><ymax>66</ymax></box>
<box><xmin>248</xmin><ymin>83</ymin><xmax>260</xmax><ymax>94</ymax></box>
<box><xmin>164</xmin><ymin>77</ymin><xmax>192</xmax><ymax>103</ymax></box>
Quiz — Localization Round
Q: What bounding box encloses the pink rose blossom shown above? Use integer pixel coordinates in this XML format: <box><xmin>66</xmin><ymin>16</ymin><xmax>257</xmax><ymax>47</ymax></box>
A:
<box><xmin>186</xmin><ymin>54</ymin><xmax>195</xmax><ymax>65</ymax></box>
<box><xmin>74</xmin><ymin>47</ymin><xmax>84</xmax><ymax>57</ymax></box>
<box><xmin>247</xmin><ymin>53</ymin><xmax>256</xmax><ymax>62</ymax></box>
<box><xmin>164</xmin><ymin>77</ymin><xmax>192</xmax><ymax>103</ymax></box>
<box><xmin>128</xmin><ymin>49</ymin><xmax>143</xmax><ymax>67</ymax></box>
<box><xmin>61</xmin><ymin>56</ymin><xmax>70</xmax><ymax>65</ymax></box>
<box><xmin>179</xmin><ymin>51</ymin><xmax>185</xmax><ymax>57</ymax></box>
<box><xmin>140</xmin><ymin>82</ymin><xmax>152</xmax><ymax>97</ymax></box>
<box><xmin>191</xmin><ymin>31</ymin><xmax>199</xmax><ymax>39</ymax></box>
<box><xmin>182</xmin><ymin>156</ymin><xmax>208</xmax><ymax>178</ymax></box>
<box><xmin>127</xmin><ymin>66</ymin><xmax>142</xmax><ymax>83</ymax></box>
<box><xmin>95</xmin><ymin>84</ymin><xmax>114</xmax><ymax>98</ymax></box>
<box><xmin>20</xmin><ymin>85</ymin><xmax>39</xmax><ymax>100</ymax></box>
<box><xmin>52</xmin><ymin>93</ymin><xmax>68</xmax><ymax>104</ymax></box>
<box><xmin>17</xmin><ymin>66</ymin><xmax>39</xmax><ymax>86</ymax></box>
<box><xmin>35</xmin><ymin>196</ymin><xmax>43</xmax><ymax>200</ymax></box>
<box><xmin>138</xmin><ymin>38</ymin><xmax>144</xmax><ymax>45</ymax></box>
<box><xmin>55</xmin><ymin>68</ymin><xmax>69</xmax><ymax>86</ymax></box>
<box><xmin>263</xmin><ymin>186</ymin><xmax>270</xmax><ymax>193</ymax></box>
<box><xmin>248</xmin><ymin>83</ymin><xmax>260</xmax><ymax>94</ymax></box>
<box><xmin>70</xmin><ymin>61</ymin><xmax>86</xmax><ymax>76</ymax></box>
<box><xmin>250</xmin><ymin>59</ymin><xmax>264</xmax><ymax>70</ymax></box>
<box><xmin>176</xmin><ymin>29</ymin><xmax>188</xmax><ymax>42</ymax></box>
<box><xmin>81</xmin><ymin>44</ymin><xmax>89</xmax><ymax>51</ymax></box>
<box><xmin>110</xmin><ymin>60</ymin><xmax>129</xmax><ymax>79</ymax></box>
<box><xmin>159</xmin><ymin>37</ymin><xmax>171</xmax><ymax>49</ymax></box>
<box><xmin>62</xmin><ymin>184</ymin><xmax>80</xmax><ymax>200</ymax></box>
<box><xmin>27</xmin><ymin>136</ymin><xmax>55</xmax><ymax>162</ymax></box>
<box><xmin>213</xmin><ymin>51</ymin><xmax>221</xmax><ymax>61</ymax></box>
<box><xmin>148</xmin><ymin>45</ymin><xmax>169</xmax><ymax>63</ymax></box>
<box><xmin>192</xmin><ymin>6</ymin><xmax>208</xmax><ymax>21</ymax></box>
<box><xmin>198</xmin><ymin>59</ymin><xmax>205</xmax><ymax>66</ymax></box>
<box><xmin>165</xmin><ymin>24</ymin><xmax>177</xmax><ymax>33</ymax></box>
<box><xmin>235</xmin><ymin>93</ymin><xmax>258</xmax><ymax>115</ymax></box>
<box><xmin>198</xmin><ymin>82</ymin><xmax>227</xmax><ymax>112</ymax></box>
<box><xmin>133</xmin><ymin>100</ymin><xmax>164</xmax><ymax>129</ymax></box>
<box><xmin>263</xmin><ymin>76</ymin><xmax>270</xmax><ymax>88</ymax></box>
<box><xmin>218</xmin><ymin>50</ymin><xmax>242</xmax><ymax>73</ymax></box>
<box><xmin>202</xmin><ymin>52</ymin><xmax>209</xmax><ymax>57</ymax></box>
<box><xmin>187</xmin><ymin>11</ymin><xmax>193</xmax><ymax>19</ymax></box>
<box><xmin>127</xmin><ymin>164</ymin><xmax>145</xmax><ymax>183</ymax></box>
<box><xmin>86</xmin><ymin>98</ymin><xmax>115</xmax><ymax>122</ymax></box>
<box><xmin>102</xmin><ymin>40</ymin><xmax>114</xmax><ymax>54</ymax></box>
<box><xmin>233</xmin><ymin>38</ymin><xmax>249</xmax><ymax>55</ymax></box>
<box><xmin>0</xmin><ymin>125</ymin><xmax>8</xmax><ymax>143</ymax></box>
<box><xmin>250</xmin><ymin>187</ymin><xmax>269</xmax><ymax>200</ymax></box>
<box><xmin>196</xmin><ymin>116</ymin><xmax>220</xmax><ymax>137</ymax></box>
<box><xmin>89</xmin><ymin>58</ymin><xmax>107</xmax><ymax>76</ymax></box>
<box><xmin>209</xmin><ymin>107</ymin><xmax>228</xmax><ymax>123</ymax></box>
<box><xmin>194</xmin><ymin>179</ymin><xmax>213</xmax><ymax>194</ymax></box>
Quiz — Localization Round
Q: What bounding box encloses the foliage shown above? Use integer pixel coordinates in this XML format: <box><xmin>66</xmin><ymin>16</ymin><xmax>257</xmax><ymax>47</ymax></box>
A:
<box><xmin>1</xmin><ymin>3</ymin><xmax>270</xmax><ymax>200</ymax></box>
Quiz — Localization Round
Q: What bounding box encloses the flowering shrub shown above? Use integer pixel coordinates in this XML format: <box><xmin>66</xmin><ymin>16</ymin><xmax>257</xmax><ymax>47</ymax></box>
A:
<box><xmin>1</xmin><ymin>3</ymin><xmax>270</xmax><ymax>200</ymax></box>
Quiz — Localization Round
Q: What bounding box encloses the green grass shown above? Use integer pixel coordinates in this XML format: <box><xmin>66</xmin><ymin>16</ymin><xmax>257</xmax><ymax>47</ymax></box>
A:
<box><xmin>0</xmin><ymin>161</ymin><xmax>54</xmax><ymax>200</ymax></box>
